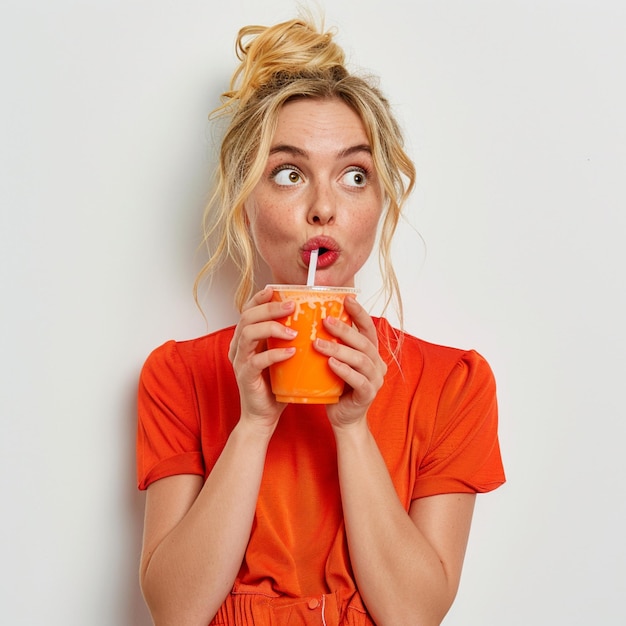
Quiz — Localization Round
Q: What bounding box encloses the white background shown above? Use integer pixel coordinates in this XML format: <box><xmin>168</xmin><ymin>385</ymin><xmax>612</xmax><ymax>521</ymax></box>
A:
<box><xmin>1</xmin><ymin>1</ymin><xmax>625</xmax><ymax>624</ymax></box>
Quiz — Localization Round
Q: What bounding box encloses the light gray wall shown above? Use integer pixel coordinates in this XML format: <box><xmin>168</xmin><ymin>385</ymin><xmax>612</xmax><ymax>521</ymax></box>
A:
<box><xmin>1</xmin><ymin>1</ymin><xmax>624</xmax><ymax>624</ymax></box>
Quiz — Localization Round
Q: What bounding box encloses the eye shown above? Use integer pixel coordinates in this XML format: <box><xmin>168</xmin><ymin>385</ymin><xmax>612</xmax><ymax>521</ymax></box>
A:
<box><xmin>272</xmin><ymin>167</ymin><xmax>302</xmax><ymax>186</ymax></box>
<box><xmin>342</xmin><ymin>168</ymin><xmax>368</xmax><ymax>188</ymax></box>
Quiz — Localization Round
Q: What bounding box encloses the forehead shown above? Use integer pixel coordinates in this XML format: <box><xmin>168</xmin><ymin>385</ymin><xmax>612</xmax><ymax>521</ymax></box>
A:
<box><xmin>272</xmin><ymin>98</ymin><xmax>369</xmax><ymax>148</ymax></box>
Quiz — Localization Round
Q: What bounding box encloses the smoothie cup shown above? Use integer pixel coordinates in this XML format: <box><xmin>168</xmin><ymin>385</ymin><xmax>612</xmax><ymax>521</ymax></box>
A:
<box><xmin>266</xmin><ymin>285</ymin><xmax>358</xmax><ymax>404</ymax></box>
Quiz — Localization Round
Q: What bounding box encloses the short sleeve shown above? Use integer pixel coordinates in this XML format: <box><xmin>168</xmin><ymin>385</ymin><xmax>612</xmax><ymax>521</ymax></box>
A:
<box><xmin>412</xmin><ymin>350</ymin><xmax>505</xmax><ymax>499</ymax></box>
<box><xmin>136</xmin><ymin>341</ymin><xmax>205</xmax><ymax>490</ymax></box>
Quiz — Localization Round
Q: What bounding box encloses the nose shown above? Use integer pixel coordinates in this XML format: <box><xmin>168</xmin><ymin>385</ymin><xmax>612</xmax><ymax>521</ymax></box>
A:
<box><xmin>306</xmin><ymin>181</ymin><xmax>336</xmax><ymax>225</ymax></box>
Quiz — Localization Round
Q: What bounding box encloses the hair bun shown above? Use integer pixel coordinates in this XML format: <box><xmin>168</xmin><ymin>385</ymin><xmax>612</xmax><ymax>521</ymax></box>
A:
<box><xmin>223</xmin><ymin>18</ymin><xmax>346</xmax><ymax>109</ymax></box>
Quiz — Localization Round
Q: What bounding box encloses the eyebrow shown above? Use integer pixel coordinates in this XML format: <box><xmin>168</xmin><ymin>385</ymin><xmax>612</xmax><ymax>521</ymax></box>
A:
<box><xmin>268</xmin><ymin>143</ymin><xmax>372</xmax><ymax>159</ymax></box>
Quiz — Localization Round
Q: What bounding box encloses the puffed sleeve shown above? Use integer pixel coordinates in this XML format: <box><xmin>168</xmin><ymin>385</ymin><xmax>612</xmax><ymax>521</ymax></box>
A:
<box><xmin>412</xmin><ymin>350</ymin><xmax>505</xmax><ymax>499</ymax></box>
<box><xmin>136</xmin><ymin>341</ymin><xmax>205</xmax><ymax>490</ymax></box>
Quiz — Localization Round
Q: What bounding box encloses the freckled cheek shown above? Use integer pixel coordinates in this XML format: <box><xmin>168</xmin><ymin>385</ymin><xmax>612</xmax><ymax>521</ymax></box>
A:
<box><xmin>248</xmin><ymin>194</ymin><xmax>290</xmax><ymax>231</ymax></box>
<box><xmin>248</xmin><ymin>216</ymin><xmax>294</xmax><ymax>267</ymax></box>
<box><xmin>247</xmin><ymin>202</ymin><xmax>272</xmax><ymax>241</ymax></box>
<box><xmin>353</xmin><ymin>212</ymin><xmax>381</xmax><ymax>251</ymax></box>
<box><xmin>251</xmin><ymin>220</ymin><xmax>289</xmax><ymax>248</ymax></box>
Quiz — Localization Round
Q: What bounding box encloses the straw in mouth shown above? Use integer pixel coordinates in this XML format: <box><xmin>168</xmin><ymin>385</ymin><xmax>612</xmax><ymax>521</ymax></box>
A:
<box><xmin>306</xmin><ymin>248</ymin><xmax>319</xmax><ymax>286</ymax></box>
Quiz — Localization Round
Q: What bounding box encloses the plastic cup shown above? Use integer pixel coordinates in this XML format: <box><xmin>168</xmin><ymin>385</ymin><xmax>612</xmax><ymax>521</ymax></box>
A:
<box><xmin>266</xmin><ymin>285</ymin><xmax>358</xmax><ymax>404</ymax></box>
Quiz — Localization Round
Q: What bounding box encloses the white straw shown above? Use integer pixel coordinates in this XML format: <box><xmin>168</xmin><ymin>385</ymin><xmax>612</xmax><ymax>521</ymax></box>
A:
<box><xmin>306</xmin><ymin>248</ymin><xmax>319</xmax><ymax>286</ymax></box>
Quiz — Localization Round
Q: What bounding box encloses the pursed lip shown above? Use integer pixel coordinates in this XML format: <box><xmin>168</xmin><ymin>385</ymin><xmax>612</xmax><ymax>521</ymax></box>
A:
<box><xmin>301</xmin><ymin>236</ymin><xmax>341</xmax><ymax>269</ymax></box>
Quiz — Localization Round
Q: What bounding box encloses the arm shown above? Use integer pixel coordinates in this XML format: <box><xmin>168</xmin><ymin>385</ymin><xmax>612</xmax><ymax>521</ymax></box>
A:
<box><xmin>140</xmin><ymin>422</ymin><xmax>272</xmax><ymax>626</ymax></box>
<box><xmin>139</xmin><ymin>288</ymin><xmax>297</xmax><ymax>625</ymax></box>
<box><xmin>317</xmin><ymin>297</ymin><xmax>475</xmax><ymax>625</ymax></box>
<box><xmin>334</xmin><ymin>422</ymin><xmax>475</xmax><ymax>625</ymax></box>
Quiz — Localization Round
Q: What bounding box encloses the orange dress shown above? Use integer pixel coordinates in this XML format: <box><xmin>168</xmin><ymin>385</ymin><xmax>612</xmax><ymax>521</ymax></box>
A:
<box><xmin>137</xmin><ymin>318</ymin><xmax>505</xmax><ymax>625</ymax></box>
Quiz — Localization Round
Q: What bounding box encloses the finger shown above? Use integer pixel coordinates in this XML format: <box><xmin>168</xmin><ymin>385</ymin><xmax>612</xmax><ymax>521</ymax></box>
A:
<box><xmin>230</xmin><ymin>319</ymin><xmax>297</xmax><ymax>364</ymax></box>
<box><xmin>314</xmin><ymin>337</ymin><xmax>374</xmax><ymax>376</ymax></box>
<box><xmin>230</xmin><ymin>296</ymin><xmax>295</xmax><ymax>360</ymax></box>
<box><xmin>321</xmin><ymin>314</ymin><xmax>378</xmax><ymax>361</ymax></box>
<box><xmin>243</xmin><ymin>345</ymin><xmax>296</xmax><ymax>375</ymax></box>
<box><xmin>342</xmin><ymin>296</ymin><xmax>379</xmax><ymax>347</ymax></box>
<box><xmin>241</xmin><ymin>286</ymin><xmax>274</xmax><ymax>313</ymax></box>
<box><xmin>327</xmin><ymin>356</ymin><xmax>376</xmax><ymax>404</ymax></box>
<box><xmin>237</xmin><ymin>320</ymin><xmax>297</xmax><ymax>353</ymax></box>
<box><xmin>239</xmin><ymin>298</ymin><xmax>295</xmax><ymax>328</ymax></box>
<box><xmin>317</xmin><ymin>342</ymin><xmax>387</xmax><ymax>402</ymax></box>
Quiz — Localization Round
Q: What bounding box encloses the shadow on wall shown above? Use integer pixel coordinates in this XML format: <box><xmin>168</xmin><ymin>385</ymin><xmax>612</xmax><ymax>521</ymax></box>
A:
<box><xmin>114</xmin><ymin>76</ymin><xmax>242</xmax><ymax>626</ymax></box>
<box><xmin>121</xmin><ymin>380</ymin><xmax>153</xmax><ymax>626</ymax></box>
<box><xmin>195</xmin><ymin>254</ymin><xmax>275</xmax><ymax>333</ymax></box>
<box><xmin>117</xmin><ymin>265</ymin><xmax>249</xmax><ymax>625</ymax></box>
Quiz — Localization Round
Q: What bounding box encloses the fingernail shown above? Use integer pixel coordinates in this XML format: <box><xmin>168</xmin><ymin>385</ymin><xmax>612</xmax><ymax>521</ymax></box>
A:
<box><xmin>282</xmin><ymin>300</ymin><xmax>295</xmax><ymax>310</ymax></box>
<box><xmin>284</xmin><ymin>327</ymin><xmax>297</xmax><ymax>337</ymax></box>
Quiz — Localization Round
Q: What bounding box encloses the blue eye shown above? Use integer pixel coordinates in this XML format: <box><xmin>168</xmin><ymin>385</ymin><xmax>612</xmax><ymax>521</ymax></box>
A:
<box><xmin>273</xmin><ymin>168</ymin><xmax>302</xmax><ymax>186</ymax></box>
<box><xmin>343</xmin><ymin>168</ymin><xmax>367</xmax><ymax>187</ymax></box>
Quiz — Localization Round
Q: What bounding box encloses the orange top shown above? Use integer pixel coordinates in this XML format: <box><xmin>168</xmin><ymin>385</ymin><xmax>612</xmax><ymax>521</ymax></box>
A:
<box><xmin>137</xmin><ymin>318</ymin><xmax>505</xmax><ymax>625</ymax></box>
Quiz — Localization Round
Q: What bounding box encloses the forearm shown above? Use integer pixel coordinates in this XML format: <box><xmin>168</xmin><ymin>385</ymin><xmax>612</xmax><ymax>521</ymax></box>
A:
<box><xmin>334</xmin><ymin>422</ymin><xmax>453</xmax><ymax>626</ymax></box>
<box><xmin>141</xmin><ymin>419</ymin><xmax>273</xmax><ymax>625</ymax></box>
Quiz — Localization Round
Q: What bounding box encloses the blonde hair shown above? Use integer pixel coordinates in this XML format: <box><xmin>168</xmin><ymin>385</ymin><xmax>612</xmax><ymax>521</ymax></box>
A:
<box><xmin>194</xmin><ymin>17</ymin><xmax>415</xmax><ymax>325</ymax></box>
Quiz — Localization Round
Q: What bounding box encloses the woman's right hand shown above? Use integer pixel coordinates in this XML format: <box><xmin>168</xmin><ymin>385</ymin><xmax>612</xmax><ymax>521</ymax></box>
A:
<box><xmin>228</xmin><ymin>286</ymin><xmax>297</xmax><ymax>431</ymax></box>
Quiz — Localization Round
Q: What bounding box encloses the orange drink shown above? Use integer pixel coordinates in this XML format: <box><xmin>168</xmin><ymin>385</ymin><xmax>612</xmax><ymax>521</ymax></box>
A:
<box><xmin>266</xmin><ymin>285</ymin><xmax>358</xmax><ymax>404</ymax></box>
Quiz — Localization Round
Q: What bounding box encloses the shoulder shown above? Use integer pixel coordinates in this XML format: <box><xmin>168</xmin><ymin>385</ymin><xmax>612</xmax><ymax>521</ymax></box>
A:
<box><xmin>374</xmin><ymin>317</ymin><xmax>494</xmax><ymax>387</ymax></box>
<box><xmin>141</xmin><ymin>326</ymin><xmax>236</xmax><ymax>377</ymax></box>
<box><xmin>372</xmin><ymin>319</ymin><xmax>504</xmax><ymax>495</ymax></box>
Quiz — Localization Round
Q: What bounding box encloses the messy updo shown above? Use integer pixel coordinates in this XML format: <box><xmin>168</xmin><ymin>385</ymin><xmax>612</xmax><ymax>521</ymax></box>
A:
<box><xmin>194</xmin><ymin>17</ymin><xmax>415</xmax><ymax>322</ymax></box>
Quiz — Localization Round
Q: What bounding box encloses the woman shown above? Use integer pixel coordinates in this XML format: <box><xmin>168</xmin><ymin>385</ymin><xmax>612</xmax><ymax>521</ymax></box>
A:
<box><xmin>136</xmin><ymin>17</ymin><xmax>505</xmax><ymax>626</ymax></box>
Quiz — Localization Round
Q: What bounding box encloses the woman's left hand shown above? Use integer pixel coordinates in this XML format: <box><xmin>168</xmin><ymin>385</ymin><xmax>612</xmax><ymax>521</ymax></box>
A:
<box><xmin>314</xmin><ymin>296</ymin><xmax>387</xmax><ymax>428</ymax></box>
